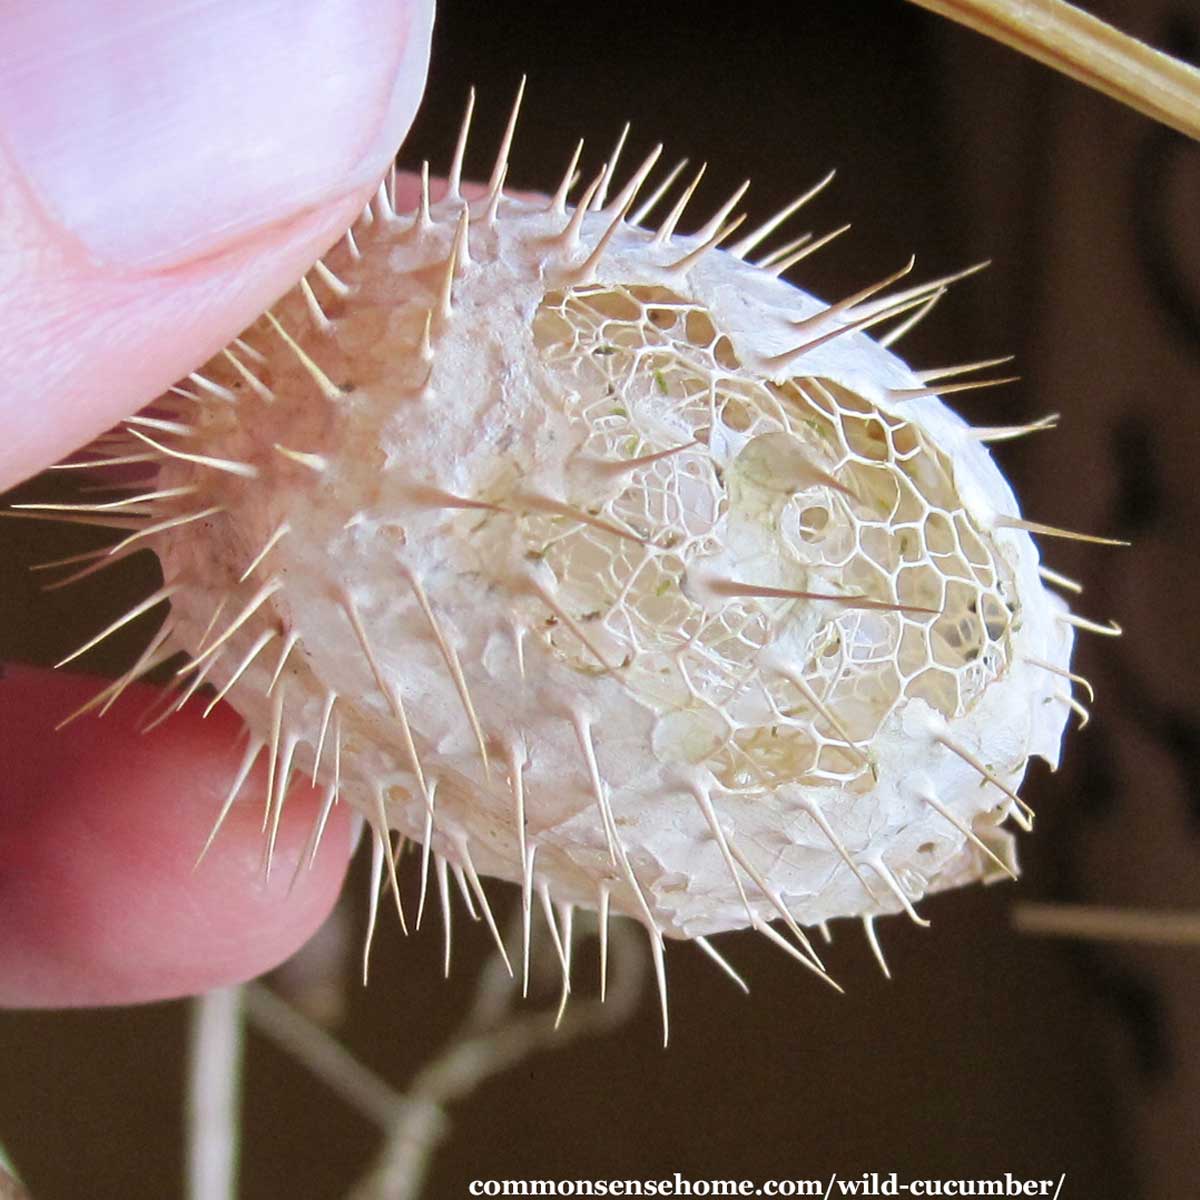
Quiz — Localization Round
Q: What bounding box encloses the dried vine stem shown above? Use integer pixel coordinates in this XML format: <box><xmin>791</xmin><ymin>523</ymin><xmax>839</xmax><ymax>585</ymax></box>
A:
<box><xmin>243</xmin><ymin>983</ymin><xmax>404</xmax><ymax>1129</ymax></box>
<box><xmin>907</xmin><ymin>0</ymin><xmax>1200</xmax><ymax>140</ymax></box>
<box><xmin>1015</xmin><ymin>903</ymin><xmax>1200</xmax><ymax>945</ymax></box>
<box><xmin>187</xmin><ymin>986</ymin><xmax>245</xmax><ymax>1200</ymax></box>
<box><xmin>343</xmin><ymin>913</ymin><xmax>646</xmax><ymax>1200</ymax></box>
<box><xmin>242</xmin><ymin>908</ymin><xmax>644</xmax><ymax>1200</ymax></box>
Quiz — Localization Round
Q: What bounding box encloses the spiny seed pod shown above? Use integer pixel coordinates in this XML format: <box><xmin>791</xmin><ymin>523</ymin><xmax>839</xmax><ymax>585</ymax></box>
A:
<box><xmin>37</xmin><ymin>85</ymin><xmax>1122</xmax><ymax>1033</ymax></box>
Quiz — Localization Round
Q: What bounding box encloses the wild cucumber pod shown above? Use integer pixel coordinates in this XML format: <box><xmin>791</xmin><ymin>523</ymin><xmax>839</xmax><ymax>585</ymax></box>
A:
<box><xmin>34</xmin><ymin>85</ymin><xmax>1122</xmax><ymax>1033</ymax></box>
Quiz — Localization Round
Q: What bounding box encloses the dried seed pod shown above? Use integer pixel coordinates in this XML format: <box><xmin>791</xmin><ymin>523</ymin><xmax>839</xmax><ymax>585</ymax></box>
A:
<box><xmin>39</xmin><ymin>87</ymin><xmax>1121</xmax><ymax>1024</ymax></box>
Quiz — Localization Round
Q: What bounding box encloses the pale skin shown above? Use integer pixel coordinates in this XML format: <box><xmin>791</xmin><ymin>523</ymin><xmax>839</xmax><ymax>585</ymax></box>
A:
<box><xmin>0</xmin><ymin>0</ymin><xmax>435</xmax><ymax>1006</ymax></box>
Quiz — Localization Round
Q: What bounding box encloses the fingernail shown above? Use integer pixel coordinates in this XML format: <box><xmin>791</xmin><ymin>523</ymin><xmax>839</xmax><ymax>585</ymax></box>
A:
<box><xmin>0</xmin><ymin>0</ymin><xmax>432</xmax><ymax>269</ymax></box>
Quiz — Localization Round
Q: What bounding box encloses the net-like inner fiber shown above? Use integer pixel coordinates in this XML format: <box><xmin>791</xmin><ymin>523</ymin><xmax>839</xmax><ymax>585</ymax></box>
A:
<box><xmin>530</xmin><ymin>283</ymin><xmax>1015</xmax><ymax>795</ymax></box>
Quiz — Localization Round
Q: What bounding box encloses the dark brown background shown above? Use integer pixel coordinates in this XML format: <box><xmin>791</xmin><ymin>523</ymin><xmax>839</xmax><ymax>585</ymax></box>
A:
<box><xmin>1</xmin><ymin>0</ymin><xmax>1198</xmax><ymax>1196</ymax></box>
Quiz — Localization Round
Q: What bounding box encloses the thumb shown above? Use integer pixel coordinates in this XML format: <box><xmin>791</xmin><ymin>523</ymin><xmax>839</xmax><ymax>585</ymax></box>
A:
<box><xmin>0</xmin><ymin>0</ymin><xmax>435</xmax><ymax>491</ymax></box>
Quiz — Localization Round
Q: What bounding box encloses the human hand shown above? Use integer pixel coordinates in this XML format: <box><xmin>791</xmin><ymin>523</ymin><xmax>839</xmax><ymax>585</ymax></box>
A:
<box><xmin>0</xmin><ymin>0</ymin><xmax>435</xmax><ymax>1006</ymax></box>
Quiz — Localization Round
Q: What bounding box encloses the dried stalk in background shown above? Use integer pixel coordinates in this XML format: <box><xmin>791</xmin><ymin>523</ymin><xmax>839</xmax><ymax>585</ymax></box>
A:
<box><xmin>341</xmin><ymin>914</ymin><xmax>646</xmax><ymax>1200</ymax></box>
<box><xmin>187</xmin><ymin>988</ymin><xmax>245</xmax><ymax>1200</ymax></box>
<box><xmin>235</xmin><ymin>909</ymin><xmax>645</xmax><ymax>1200</ymax></box>
<box><xmin>1015</xmin><ymin>904</ymin><xmax>1200</xmax><ymax>946</ymax></box>
<box><xmin>906</xmin><ymin>0</ymin><xmax>1200</xmax><ymax>139</ymax></box>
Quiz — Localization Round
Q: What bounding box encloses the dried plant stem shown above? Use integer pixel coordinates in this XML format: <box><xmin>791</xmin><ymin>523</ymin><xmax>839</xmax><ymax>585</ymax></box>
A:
<box><xmin>345</xmin><ymin>918</ymin><xmax>646</xmax><ymax>1200</ymax></box>
<box><xmin>1015</xmin><ymin>902</ymin><xmax>1200</xmax><ymax>945</ymax></box>
<box><xmin>907</xmin><ymin>0</ymin><xmax>1200</xmax><ymax>140</ymax></box>
<box><xmin>186</xmin><ymin>986</ymin><xmax>245</xmax><ymax>1200</ymax></box>
<box><xmin>239</xmin><ymin>906</ymin><xmax>643</xmax><ymax>1200</ymax></box>
<box><xmin>243</xmin><ymin>982</ymin><xmax>404</xmax><ymax>1127</ymax></box>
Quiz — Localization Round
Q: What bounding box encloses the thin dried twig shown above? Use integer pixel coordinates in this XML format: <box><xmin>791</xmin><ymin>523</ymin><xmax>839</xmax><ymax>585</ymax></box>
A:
<box><xmin>239</xmin><ymin>904</ymin><xmax>645</xmax><ymax>1200</ymax></box>
<box><xmin>344</xmin><ymin>913</ymin><xmax>646</xmax><ymax>1200</ymax></box>
<box><xmin>1015</xmin><ymin>902</ymin><xmax>1200</xmax><ymax>945</ymax></box>
<box><xmin>907</xmin><ymin>0</ymin><xmax>1200</xmax><ymax>140</ymax></box>
<box><xmin>186</xmin><ymin>987</ymin><xmax>245</xmax><ymax>1200</ymax></box>
<box><xmin>243</xmin><ymin>983</ymin><xmax>404</xmax><ymax>1128</ymax></box>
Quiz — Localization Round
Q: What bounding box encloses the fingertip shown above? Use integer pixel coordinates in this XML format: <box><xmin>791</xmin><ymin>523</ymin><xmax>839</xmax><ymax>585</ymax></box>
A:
<box><xmin>0</xmin><ymin>666</ymin><xmax>354</xmax><ymax>1008</ymax></box>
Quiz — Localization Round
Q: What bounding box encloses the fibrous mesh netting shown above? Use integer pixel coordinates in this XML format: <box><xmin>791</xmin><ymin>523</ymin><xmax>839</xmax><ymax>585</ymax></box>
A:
<box><xmin>529</xmin><ymin>282</ymin><xmax>1016</xmax><ymax>796</ymax></box>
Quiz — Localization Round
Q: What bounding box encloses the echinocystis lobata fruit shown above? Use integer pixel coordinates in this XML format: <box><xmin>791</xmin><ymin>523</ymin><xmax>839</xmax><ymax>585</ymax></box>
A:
<box><xmin>39</xmin><ymin>85</ymin><xmax>1123</xmax><ymax>1025</ymax></box>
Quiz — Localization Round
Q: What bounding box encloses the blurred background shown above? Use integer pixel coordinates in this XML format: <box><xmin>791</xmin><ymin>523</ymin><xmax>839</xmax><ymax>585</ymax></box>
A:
<box><xmin>1</xmin><ymin>0</ymin><xmax>1198</xmax><ymax>1196</ymax></box>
